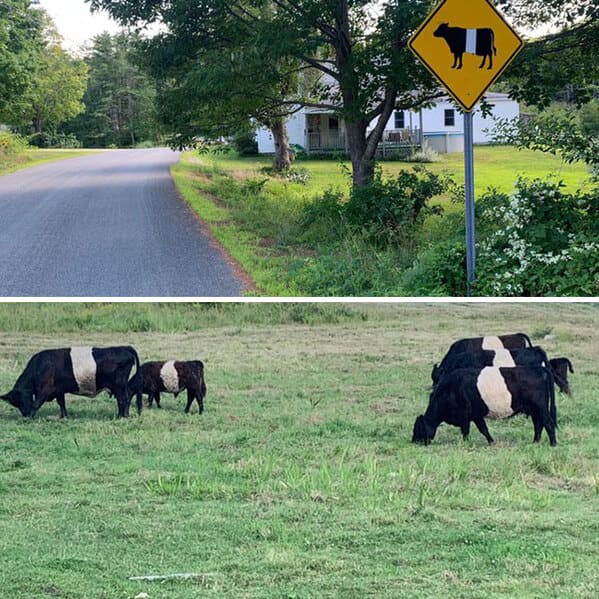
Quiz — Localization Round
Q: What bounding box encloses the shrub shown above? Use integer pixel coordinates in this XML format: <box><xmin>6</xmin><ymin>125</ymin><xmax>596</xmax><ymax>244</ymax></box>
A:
<box><xmin>232</xmin><ymin>128</ymin><xmax>258</xmax><ymax>156</ymax></box>
<box><xmin>344</xmin><ymin>165</ymin><xmax>449</xmax><ymax>246</ymax></box>
<box><xmin>0</xmin><ymin>132</ymin><xmax>29</xmax><ymax>156</ymax></box>
<box><xmin>28</xmin><ymin>131</ymin><xmax>82</xmax><ymax>149</ymax></box>
<box><xmin>475</xmin><ymin>177</ymin><xmax>599</xmax><ymax>296</ymax></box>
<box><xmin>405</xmin><ymin>145</ymin><xmax>441</xmax><ymax>163</ymax></box>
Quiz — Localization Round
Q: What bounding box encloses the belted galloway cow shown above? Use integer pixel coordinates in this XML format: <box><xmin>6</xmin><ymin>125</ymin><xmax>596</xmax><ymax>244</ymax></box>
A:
<box><xmin>1</xmin><ymin>346</ymin><xmax>140</xmax><ymax>418</ymax></box>
<box><xmin>129</xmin><ymin>360</ymin><xmax>207</xmax><ymax>414</ymax></box>
<box><xmin>431</xmin><ymin>346</ymin><xmax>569</xmax><ymax>393</ymax></box>
<box><xmin>434</xmin><ymin>23</ymin><xmax>497</xmax><ymax>69</ymax></box>
<box><xmin>413</xmin><ymin>365</ymin><xmax>557</xmax><ymax>446</ymax></box>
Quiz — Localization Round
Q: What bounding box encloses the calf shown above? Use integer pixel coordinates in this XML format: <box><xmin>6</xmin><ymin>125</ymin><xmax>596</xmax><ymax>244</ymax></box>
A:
<box><xmin>413</xmin><ymin>366</ymin><xmax>557</xmax><ymax>446</ymax></box>
<box><xmin>129</xmin><ymin>360</ymin><xmax>207</xmax><ymax>414</ymax></box>
<box><xmin>433</xmin><ymin>23</ymin><xmax>497</xmax><ymax>69</ymax></box>
<box><xmin>549</xmin><ymin>357</ymin><xmax>574</xmax><ymax>395</ymax></box>
<box><xmin>1</xmin><ymin>346</ymin><xmax>140</xmax><ymax>418</ymax></box>
<box><xmin>433</xmin><ymin>333</ymin><xmax>532</xmax><ymax>379</ymax></box>
<box><xmin>431</xmin><ymin>346</ymin><xmax>569</xmax><ymax>393</ymax></box>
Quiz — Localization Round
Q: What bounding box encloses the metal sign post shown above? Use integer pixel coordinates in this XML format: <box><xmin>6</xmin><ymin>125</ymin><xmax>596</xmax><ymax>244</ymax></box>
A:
<box><xmin>464</xmin><ymin>111</ymin><xmax>476</xmax><ymax>295</ymax></box>
<box><xmin>408</xmin><ymin>0</ymin><xmax>524</xmax><ymax>294</ymax></box>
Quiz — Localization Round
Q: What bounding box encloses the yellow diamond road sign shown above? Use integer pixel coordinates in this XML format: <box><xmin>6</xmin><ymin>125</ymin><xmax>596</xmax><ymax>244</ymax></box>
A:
<box><xmin>408</xmin><ymin>0</ymin><xmax>524</xmax><ymax>111</ymax></box>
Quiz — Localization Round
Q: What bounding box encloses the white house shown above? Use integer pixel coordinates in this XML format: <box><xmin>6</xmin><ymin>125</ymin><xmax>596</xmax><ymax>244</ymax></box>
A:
<box><xmin>256</xmin><ymin>92</ymin><xmax>518</xmax><ymax>155</ymax></box>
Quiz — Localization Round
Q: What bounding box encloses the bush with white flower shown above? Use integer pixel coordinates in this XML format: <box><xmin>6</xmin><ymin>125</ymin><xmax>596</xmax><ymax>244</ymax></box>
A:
<box><xmin>475</xmin><ymin>177</ymin><xmax>599</xmax><ymax>296</ymax></box>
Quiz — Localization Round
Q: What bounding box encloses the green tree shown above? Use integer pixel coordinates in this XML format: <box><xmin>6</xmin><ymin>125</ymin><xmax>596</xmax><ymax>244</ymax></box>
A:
<box><xmin>0</xmin><ymin>0</ymin><xmax>44</xmax><ymax>122</ymax></box>
<box><xmin>25</xmin><ymin>44</ymin><xmax>88</xmax><ymax>134</ymax></box>
<box><xmin>89</xmin><ymin>0</ymin><xmax>598</xmax><ymax>186</ymax></box>
<box><xmin>63</xmin><ymin>32</ymin><xmax>159</xmax><ymax>147</ymax></box>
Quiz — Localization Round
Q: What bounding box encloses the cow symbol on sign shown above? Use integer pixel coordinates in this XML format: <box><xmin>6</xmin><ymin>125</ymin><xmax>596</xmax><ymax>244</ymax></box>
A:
<box><xmin>434</xmin><ymin>23</ymin><xmax>497</xmax><ymax>69</ymax></box>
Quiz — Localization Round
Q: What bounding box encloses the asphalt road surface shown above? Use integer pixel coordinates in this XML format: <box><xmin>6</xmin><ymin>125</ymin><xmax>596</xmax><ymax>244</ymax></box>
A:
<box><xmin>0</xmin><ymin>149</ymin><xmax>247</xmax><ymax>297</ymax></box>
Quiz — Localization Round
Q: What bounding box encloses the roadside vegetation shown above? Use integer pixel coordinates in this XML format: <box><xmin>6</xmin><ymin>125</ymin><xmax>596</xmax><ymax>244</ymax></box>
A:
<box><xmin>0</xmin><ymin>302</ymin><xmax>597</xmax><ymax>598</ymax></box>
<box><xmin>172</xmin><ymin>146</ymin><xmax>597</xmax><ymax>296</ymax></box>
<box><xmin>0</xmin><ymin>132</ymin><xmax>94</xmax><ymax>177</ymax></box>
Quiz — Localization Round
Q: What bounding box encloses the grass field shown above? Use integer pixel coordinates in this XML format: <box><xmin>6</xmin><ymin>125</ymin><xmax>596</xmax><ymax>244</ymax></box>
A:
<box><xmin>0</xmin><ymin>303</ymin><xmax>597</xmax><ymax>597</ymax></box>
<box><xmin>0</xmin><ymin>149</ymin><xmax>100</xmax><ymax>177</ymax></box>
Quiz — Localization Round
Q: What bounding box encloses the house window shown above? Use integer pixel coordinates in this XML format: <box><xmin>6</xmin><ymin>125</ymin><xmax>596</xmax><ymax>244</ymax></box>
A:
<box><xmin>394</xmin><ymin>111</ymin><xmax>405</xmax><ymax>129</ymax></box>
<box><xmin>444</xmin><ymin>109</ymin><xmax>455</xmax><ymax>127</ymax></box>
<box><xmin>328</xmin><ymin>116</ymin><xmax>339</xmax><ymax>130</ymax></box>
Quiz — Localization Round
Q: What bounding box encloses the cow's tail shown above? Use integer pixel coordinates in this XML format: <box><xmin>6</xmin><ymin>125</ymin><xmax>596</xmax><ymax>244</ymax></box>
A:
<box><xmin>492</xmin><ymin>31</ymin><xmax>497</xmax><ymax>56</ymax></box>
<box><xmin>521</xmin><ymin>332</ymin><xmax>533</xmax><ymax>347</ymax></box>
<box><xmin>565</xmin><ymin>358</ymin><xmax>574</xmax><ymax>373</ymax></box>
<box><xmin>546</xmin><ymin>367</ymin><xmax>557</xmax><ymax>428</ymax></box>
<box><xmin>198</xmin><ymin>361</ymin><xmax>207</xmax><ymax>399</ymax></box>
<box><xmin>128</xmin><ymin>346</ymin><xmax>143</xmax><ymax>413</ymax></box>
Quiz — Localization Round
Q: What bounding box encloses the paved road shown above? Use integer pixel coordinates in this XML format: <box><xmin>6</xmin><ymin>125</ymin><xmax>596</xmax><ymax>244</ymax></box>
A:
<box><xmin>0</xmin><ymin>149</ymin><xmax>247</xmax><ymax>297</ymax></box>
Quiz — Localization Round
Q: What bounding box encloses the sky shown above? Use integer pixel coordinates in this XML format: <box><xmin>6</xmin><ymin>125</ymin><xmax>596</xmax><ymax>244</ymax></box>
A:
<box><xmin>38</xmin><ymin>0</ymin><xmax>122</xmax><ymax>52</ymax></box>
<box><xmin>39</xmin><ymin>0</ymin><xmax>551</xmax><ymax>54</ymax></box>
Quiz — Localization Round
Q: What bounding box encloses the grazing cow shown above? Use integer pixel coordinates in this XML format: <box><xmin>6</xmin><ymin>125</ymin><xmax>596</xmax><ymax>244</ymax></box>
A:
<box><xmin>431</xmin><ymin>346</ymin><xmax>569</xmax><ymax>393</ymax></box>
<box><xmin>129</xmin><ymin>360</ymin><xmax>207</xmax><ymax>414</ymax></box>
<box><xmin>549</xmin><ymin>357</ymin><xmax>574</xmax><ymax>395</ymax></box>
<box><xmin>1</xmin><ymin>346</ymin><xmax>140</xmax><ymax>418</ymax></box>
<box><xmin>413</xmin><ymin>366</ymin><xmax>557</xmax><ymax>446</ymax></box>
<box><xmin>433</xmin><ymin>23</ymin><xmax>497</xmax><ymax>69</ymax></box>
<box><xmin>432</xmin><ymin>333</ymin><xmax>533</xmax><ymax>381</ymax></box>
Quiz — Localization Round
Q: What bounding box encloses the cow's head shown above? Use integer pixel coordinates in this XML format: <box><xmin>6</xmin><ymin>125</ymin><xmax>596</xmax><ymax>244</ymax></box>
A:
<box><xmin>433</xmin><ymin>23</ymin><xmax>449</xmax><ymax>37</ymax></box>
<box><xmin>412</xmin><ymin>415</ymin><xmax>434</xmax><ymax>445</ymax></box>
<box><xmin>1</xmin><ymin>388</ymin><xmax>35</xmax><ymax>417</ymax></box>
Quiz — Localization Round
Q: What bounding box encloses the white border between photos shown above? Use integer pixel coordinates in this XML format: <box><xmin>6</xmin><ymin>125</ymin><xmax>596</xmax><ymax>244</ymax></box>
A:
<box><xmin>2</xmin><ymin>297</ymin><xmax>599</xmax><ymax>303</ymax></box>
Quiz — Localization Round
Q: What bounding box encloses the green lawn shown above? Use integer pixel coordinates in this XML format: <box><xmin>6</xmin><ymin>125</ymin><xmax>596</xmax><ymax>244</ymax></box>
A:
<box><xmin>197</xmin><ymin>146</ymin><xmax>593</xmax><ymax>198</ymax></box>
<box><xmin>0</xmin><ymin>148</ymin><xmax>99</xmax><ymax>177</ymax></box>
<box><xmin>0</xmin><ymin>303</ymin><xmax>597</xmax><ymax>598</ymax></box>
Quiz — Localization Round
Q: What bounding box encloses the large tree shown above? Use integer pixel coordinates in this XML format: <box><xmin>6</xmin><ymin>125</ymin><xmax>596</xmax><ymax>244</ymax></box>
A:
<box><xmin>63</xmin><ymin>32</ymin><xmax>159</xmax><ymax>147</ymax></box>
<box><xmin>88</xmin><ymin>0</ymin><xmax>599</xmax><ymax>186</ymax></box>
<box><xmin>0</xmin><ymin>0</ymin><xmax>44</xmax><ymax>122</ymax></box>
<box><xmin>22</xmin><ymin>44</ymin><xmax>88</xmax><ymax>134</ymax></box>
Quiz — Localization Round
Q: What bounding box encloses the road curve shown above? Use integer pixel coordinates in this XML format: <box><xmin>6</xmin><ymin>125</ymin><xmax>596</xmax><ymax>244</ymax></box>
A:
<box><xmin>0</xmin><ymin>149</ymin><xmax>248</xmax><ymax>297</ymax></box>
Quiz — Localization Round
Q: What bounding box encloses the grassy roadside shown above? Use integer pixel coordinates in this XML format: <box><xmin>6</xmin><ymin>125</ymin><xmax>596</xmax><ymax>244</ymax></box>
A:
<box><xmin>0</xmin><ymin>303</ymin><xmax>597</xmax><ymax>598</ymax></box>
<box><xmin>0</xmin><ymin>148</ymin><xmax>100</xmax><ymax>177</ymax></box>
<box><xmin>170</xmin><ymin>147</ymin><xmax>593</xmax><ymax>296</ymax></box>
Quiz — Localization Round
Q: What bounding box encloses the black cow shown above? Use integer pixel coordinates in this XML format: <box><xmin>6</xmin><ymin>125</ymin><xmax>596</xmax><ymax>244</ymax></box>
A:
<box><xmin>1</xmin><ymin>346</ymin><xmax>140</xmax><ymax>418</ymax></box>
<box><xmin>434</xmin><ymin>23</ymin><xmax>497</xmax><ymax>69</ymax></box>
<box><xmin>129</xmin><ymin>360</ymin><xmax>207</xmax><ymax>414</ymax></box>
<box><xmin>433</xmin><ymin>333</ymin><xmax>533</xmax><ymax>379</ymax></box>
<box><xmin>431</xmin><ymin>346</ymin><xmax>569</xmax><ymax>393</ymax></box>
<box><xmin>549</xmin><ymin>358</ymin><xmax>574</xmax><ymax>395</ymax></box>
<box><xmin>413</xmin><ymin>366</ymin><xmax>557</xmax><ymax>446</ymax></box>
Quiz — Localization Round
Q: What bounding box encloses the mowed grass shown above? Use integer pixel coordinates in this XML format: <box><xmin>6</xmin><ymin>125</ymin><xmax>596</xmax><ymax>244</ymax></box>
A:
<box><xmin>0</xmin><ymin>149</ymin><xmax>99</xmax><ymax>177</ymax></box>
<box><xmin>0</xmin><ymin>303</ymin><xmax>597</xmax><ymax>598</ymax></box>
<box><xmin>191</xmin><ymin>146</ymin><xmax>593</xmax><ymax>199</ymax></box>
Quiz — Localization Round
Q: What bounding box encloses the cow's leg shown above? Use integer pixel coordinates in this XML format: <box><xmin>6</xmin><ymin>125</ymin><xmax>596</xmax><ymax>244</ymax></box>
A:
<box><xmin>155</xmin><ymin>392</ymin><xmax>162</xmax><ymax>409</ymax></box>
<box><xmin>185</xmin><ymin>390</ymin><xmax>194</xmax><ymax>414</ymax></box>
<box><xmin>488</xmin><ymin>52</ymin><xmax>493</xmax><ymax>69</ymax></box>
<box><xmin>531</xmin><ymin>412</ymin><xmax>544</xmax><ymax>443</ymax></box>
<box><xmin>479</xmin><ymin>54</ymin><xmax>487</xmax><ymax>68</ymax></box>
<box><xmin>457</xmin><ymin>53</ymin><xmax>463</xmax><ymax>69</ymax></box>
<box><xmin>197</xmin><ymin>391</ymin><xmax>204</xmax><ymax>415</ymax></box>
<box><xmin>452</xmin><ymin>53</ymin><xmax>458</xmax><ymax>68</ymax></box>
<box><xmin>113</xmin><ymin>386</ymin><xmax>130</xmax><ymax>418</ymax></box>
<box><xmin>56</xmin><ymin>393</ymin><xmax>68</xmax><ymax>419</ymax></box>
<box><xmin>461</xmin><ymin>420</ymin><xmax>471</xmax><ymax>440</ymax></box>
<box><xmin>544</xmin><ymin>415</ymin><xmax>557</xmax><ymax>447</ymax></box>
<box><xmin>474</xmin><ymin>418</ymin><xmax>495</xmax><ymax>444</ymax></box>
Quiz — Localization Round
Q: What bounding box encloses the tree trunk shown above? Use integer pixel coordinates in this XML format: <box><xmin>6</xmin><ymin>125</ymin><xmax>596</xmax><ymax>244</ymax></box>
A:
<box><xmin>345</xmin><ymin>119</ymin><xmax>376</xmax><ymax>187</ymax></box>
<box><xmin>270</xmin><ymin>118</ymin><xmax>292</xmax><ymax>171</ymax></box>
